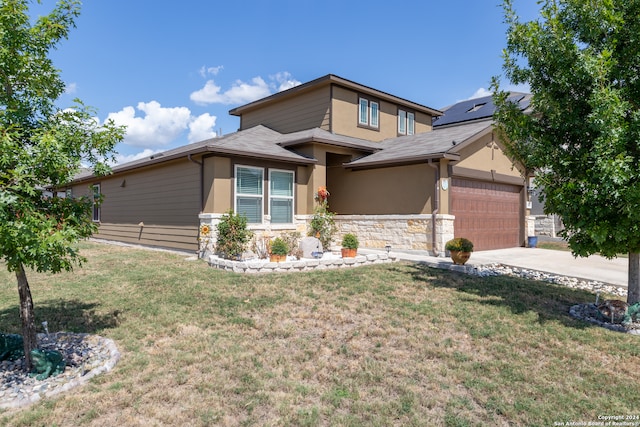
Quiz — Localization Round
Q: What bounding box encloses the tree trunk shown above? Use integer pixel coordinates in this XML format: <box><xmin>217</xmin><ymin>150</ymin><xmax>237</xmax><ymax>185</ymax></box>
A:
<box><xmin>628</xmin><ymin>252</ymin><xmax>640</xmax><ymax>305</ymax></box>
<box><xmin>16</xmin><ymin>264</ymin><xmax>37</xmax><ymax>371</ymax></box>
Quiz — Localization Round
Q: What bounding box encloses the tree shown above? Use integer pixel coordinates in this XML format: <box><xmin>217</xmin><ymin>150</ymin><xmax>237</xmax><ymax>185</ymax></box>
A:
<box><xmin>0</xmin><ymin>0</ymin><xmax>125</xmax><ymax>369</ymax></box>
<box><xmin>492</xmin><ymin>0</ymin><xmax>640</xmax><ymax>304</ymax></box>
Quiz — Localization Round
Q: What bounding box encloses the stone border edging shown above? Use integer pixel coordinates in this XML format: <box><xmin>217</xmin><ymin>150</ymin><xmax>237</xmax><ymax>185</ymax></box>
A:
<box><xmin>208</xmin><ymin>253</ymin><xmax>396</xmax><ymax>273</ymax></box>
<box><xmin>0</xmin><ymin>335</ymin><xmax>121</xmax><ymax>410</ymax></box>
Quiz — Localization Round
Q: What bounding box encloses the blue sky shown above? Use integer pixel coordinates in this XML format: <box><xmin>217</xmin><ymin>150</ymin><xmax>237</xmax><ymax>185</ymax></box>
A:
<box><xmin>36</xmin><ymin>0</ymin><xmax>540</xmax><ymax>163</ymax></box>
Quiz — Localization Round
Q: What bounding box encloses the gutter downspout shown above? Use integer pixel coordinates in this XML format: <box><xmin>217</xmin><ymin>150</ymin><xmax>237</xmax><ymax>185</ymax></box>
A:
<box><xmin>427</xmin><ymin>160</ymin><xmax>440</xmax><ymax>257</ymax></box>
<box><xmin>188</xmin><ymin>154</ymin><xmax>204</xmax><ymax>212</ymax></box>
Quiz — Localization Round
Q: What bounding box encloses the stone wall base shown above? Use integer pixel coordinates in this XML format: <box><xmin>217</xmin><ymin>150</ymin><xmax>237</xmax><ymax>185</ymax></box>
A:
<box><xmin>200</xmin><ymin>213</ymin><xmax>456</xmax><ymax>258</ymax></box>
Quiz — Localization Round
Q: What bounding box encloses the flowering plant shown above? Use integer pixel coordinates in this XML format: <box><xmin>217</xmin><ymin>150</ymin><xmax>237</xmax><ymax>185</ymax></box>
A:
<box><xmin>308</xmin><ymin>186</ymin><xmax>336</xmax><ymax>250</ymax></box>
<box><xmin>198</xmin><ymin>223</ymin><xmax>214</xmax><ymax>258</ymax></box>
<box><xmin>315</xmin><ymin>186</ymin><xmax>330</xmax><ymax>204</ymax></box>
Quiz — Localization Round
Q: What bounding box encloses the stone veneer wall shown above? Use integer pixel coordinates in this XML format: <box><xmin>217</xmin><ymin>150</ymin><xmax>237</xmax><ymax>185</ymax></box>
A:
<box><xmin>534</xmin><ymin>214</ymin><xmax>560</xmax><ymax>237</ymax></box>
<box><xmin>199</xmin><ymin>213</ymin><xmax>457</xmax><ymax>258</ymax></box>
<box><xmin>333</xmin><ymin>214</ymin><xmax>455</xmax><ymax>256</ymax></box>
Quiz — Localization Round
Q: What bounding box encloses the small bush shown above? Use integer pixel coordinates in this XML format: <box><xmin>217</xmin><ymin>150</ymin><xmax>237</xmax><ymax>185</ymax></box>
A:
<box><xmin>445</xmin><ymin>237</ymin><xmax>474</xmax><ymax>252</ymax></box>
<box><xmin>270</xmin><ymin>237</ymin><xmax>289</xmax><ymax>256</ymax></box>
<box><xmin>216</xmin><ymin>210</ymin><xmax>254</xmax><ymax>259</ymax></box>
<box><xmin>341</xmin><ymin>233</ymin><xmax>359</xmax><ymax>249</ymax></box>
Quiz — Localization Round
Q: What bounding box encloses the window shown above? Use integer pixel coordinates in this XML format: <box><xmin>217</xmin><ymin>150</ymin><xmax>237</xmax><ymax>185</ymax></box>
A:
<box><xmin>92</xmin><ymin>184</ymin><xmax>100</xmax><ymax>222</ymax></box>
<box><xmin>269</xmin><ymin>170</ymin><xmax>294</xmax><ymax>223</ymax></box>
<box><xmin>359</xmin><ymin>98</ymin><xmax>369</xmax><ymax>126</ymax></box>
<box><xmin>398</xmin><ymin>109</ymin><xmax>415</xmax><ymax>135</ymax></box>
<box><xmin>407</xmin><ymin>112</ymin><xmax>415</xmax><ymax>135</ymax></box>
<box><xmin>398</xmin><ymin>110</ymin><xmax>406</xmax><ymax>134</ymax></box>
<box><xmin>358</xmin><ymin>96</ymin><xmax>379</xmax><ymax>129</ymax></box>
<box><xmin>235</xmin><ymin>166</ymin><xmax>263</xmax><ymax>223</ymax></box>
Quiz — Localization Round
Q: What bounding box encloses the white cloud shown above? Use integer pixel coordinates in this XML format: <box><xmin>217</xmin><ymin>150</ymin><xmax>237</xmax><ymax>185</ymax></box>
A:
<box><xmin>190</xmin><ymin>77</ymin><xmax>271</xmax><ymax>105</ymax></box>
<box><xmin>188</xmin><ymin>113</ymin><xmax>217</xmax><ymax>143</ymax></box>
<box><xmin>468</xmin><ymin>87</ymin><xmax>492</xmax><ymax>100</ymax></box>
<box><xmin>190</xmin><ymin>72</ymin><xmax>301</xmax><ymax>106</ymax></box>
<box><xmin>65</xmin><ymin>82</ymin><xmax>77</xmax><ymax>95</ymax></box>
<box><xmin>113</xmin><ymin>148</ymin><xmax>165</xmax><ymax>165</ymax></box>
<box><xmin>107</xmin><ymin>101</ymin><xmax>193</xmax><ymax>147</ymax></box>
<box><xmin>199</xmin><ymin>65</ymin><xmax>224</xmax><ymax>78</ymax></box>
<box><xmin>272</xmin><ymin>71</ymin><xmax>301</xmax><ymax>92</ymax></box>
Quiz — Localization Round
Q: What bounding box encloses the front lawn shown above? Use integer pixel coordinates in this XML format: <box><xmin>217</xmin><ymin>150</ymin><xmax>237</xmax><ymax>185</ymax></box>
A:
<box><xmin>0</xmin><ymin>242</ymin><xmax>637</xmax><ymax>426</ymax></box>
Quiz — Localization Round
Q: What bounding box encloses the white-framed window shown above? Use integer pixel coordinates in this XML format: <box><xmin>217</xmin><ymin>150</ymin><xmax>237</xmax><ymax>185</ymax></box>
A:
<box><xmin>398</xmin><ymin>109</ymin><xmax>415</xmax><ymax>135</ymax></box>
<box><xmin>359</xmin><ymin>98</ymin><xmax>369</xmax><ymax>126</ymax></box>
<box><xmin>235</xmin><ymin>165</ymin><xmax>263</xmax><ymax>223</ymax></box>
<box><xmin>358</xmin><ymin>96</ymin><xmax>379</xmax><ymax>129</ymax></box>
<box><xmin>269</xmin><ymin>169</ymin><xmax>294</xmax><ymax>224</ymax></box>
<box><xmin>92</xmin><ymin>184</ymin><xmax>101</xmax><ymax>222</ymax></box>
<box><xmin>398</xmin><ymin>110</ymin><xmax>407</xmax><ymax>134</ymax></box>
<box><xmin>407</xmin><ymin>112</ymin><xmax>414</xmax><ymax>135</ymax></box>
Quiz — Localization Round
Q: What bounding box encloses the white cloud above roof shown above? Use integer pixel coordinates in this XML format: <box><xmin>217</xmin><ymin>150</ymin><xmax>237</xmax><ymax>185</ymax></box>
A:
<box><xmin>188</xmin><ymin>113</ymin><xmax>218</xmax><ymax>143</ymax></box>
<box><xmin>190</xmin><ymin>77</ymin><xmax>271</xmax><ymax>105</ymax></box>
<box><xmin>468</xmin><ymin>87</ymin><xmax>492</xmax><ymax>100</ymax></box>
<box><xmin>106</xmin><ymin>101</ymin><xmax>218</xmax><ymax>148</ymax></box>
<box><xmin>113</xmin><ymin>148</ymin><xmax>165</xmax><ymax>165</ymax></box>
<box><xmin>190</xmin><ymin>72</ymin><xmax>301</xmax><ymax>106</ymax></box>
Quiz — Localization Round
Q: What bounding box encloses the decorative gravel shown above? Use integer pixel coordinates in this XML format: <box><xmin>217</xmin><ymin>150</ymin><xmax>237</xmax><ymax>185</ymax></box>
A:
<box><xmin>0</xmin><ymin>332</ymin><xmax>120</xmax><ymax>410</ymax></box>
<box><xmin>470</xmin><ymin>263</ymin><xmax>628</xmax><ymax>298</ymax></box>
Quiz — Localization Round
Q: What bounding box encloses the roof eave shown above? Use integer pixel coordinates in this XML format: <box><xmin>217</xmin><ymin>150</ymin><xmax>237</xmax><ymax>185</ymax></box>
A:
<box><xmin>230</xmin><ymin>74</ymin><xmax>443</xmax><ymax>117</ymax></box>
<box><xmin>345</xmin><ymin>152</ymin><xmax>459</xmax><ymax>170</ymax></box>
<box><xmin>204</xmin><ymin>146</ymin><xmax>317</xmax><ymax>164</ymax></box>
<box><xmin>278</xmin><ymin>135</ymin><xmax>381</xmax><ymax>153</ymax></box>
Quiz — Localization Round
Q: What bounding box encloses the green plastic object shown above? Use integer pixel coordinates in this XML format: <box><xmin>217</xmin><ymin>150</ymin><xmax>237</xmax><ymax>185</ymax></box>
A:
<box><xmin>0</xmin><ymin>333</ymin><xmax>24</xmax><ymax>361</ymax></box>
<box><xmin>29</xmin><ymin>348</ymin><xmax>65</xmax><ymax>380</ymax></box>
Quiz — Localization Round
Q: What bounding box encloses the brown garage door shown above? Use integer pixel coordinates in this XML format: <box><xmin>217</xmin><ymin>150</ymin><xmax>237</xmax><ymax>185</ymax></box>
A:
<box><xmin>450</xmin><ymin>178</ymin><xmax>522</xmax><ymax>250</ymax></box>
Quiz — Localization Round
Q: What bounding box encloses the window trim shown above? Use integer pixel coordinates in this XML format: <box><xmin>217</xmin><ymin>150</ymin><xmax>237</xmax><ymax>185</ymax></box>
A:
<box><xmin>398</xmin><ymin>109</ymin><xmax>415</xmax><ymax>136</ymax></box>
<box><xmin>268</xmin><ymin>169</ymin><xmax>295</xmax><ymax>224</ymax></box>
<box><xmin>358</xmin><ymin>95</ymin><xmax>380</xmax><ymax>130</ymax></box>
<box><xmin>234</xmin><ymin>165</ymin><xmax>264</xmax><ymax>224</ymax></box>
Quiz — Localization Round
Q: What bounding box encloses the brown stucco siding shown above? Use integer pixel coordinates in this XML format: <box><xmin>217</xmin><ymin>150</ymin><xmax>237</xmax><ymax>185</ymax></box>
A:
<box><xmin>94</xmin><ymin>223</ymin><xmax>198</xmax><ymax>252</ymax></box>
<box><xmin>72</xmin><ymin>159</ymin><xmax>201</xmax><ymax>251</ymax></box>
<box><xmin>454</xmin><ymin>132</ymin><xmax>524</xmax><ymax>178</ymax></box>
<box><xmin>331</xmin><ymin>86</ymin><xmax>433</xmax><ymax>141</ymax></box>
<box><xmin>239</xmin><ymin>85</ymin><xmax>331</xmax><ymax>133</ymax></box>
<box><xmin>327</xmin><ymin>163</ymin><xmax>435</xmax><ymax>215</ymax></box>
<box><xmin>96</xmin><ymin>159</ymin><xmax>200</xmax><ymax>226</ymax></box>
<box><xmin>202</xmin><ymin>155</ymin><xmax>309</xmax><ymax>216</ymax></box>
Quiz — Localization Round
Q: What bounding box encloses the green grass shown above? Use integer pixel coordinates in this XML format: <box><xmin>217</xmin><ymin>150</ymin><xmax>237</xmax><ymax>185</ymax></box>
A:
<box><xmin>0</xmin><ymin>241</ymin><xmax>637</xmax><ymax>426</ymax></box>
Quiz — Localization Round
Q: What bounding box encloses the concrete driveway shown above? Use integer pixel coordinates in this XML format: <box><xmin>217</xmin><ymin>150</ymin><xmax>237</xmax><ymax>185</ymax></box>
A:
<box><xmin>468</xmin><ymin>247</ymin><xmax>628</xmax><ymax>287</ymax></box>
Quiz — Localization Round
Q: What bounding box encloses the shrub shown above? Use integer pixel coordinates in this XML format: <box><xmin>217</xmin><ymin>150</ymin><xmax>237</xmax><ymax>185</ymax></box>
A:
<box><xmin>270</xmin><ymin>237</ymin><xmax>288</xmax><ymax>256</ymax></box>
<box><xmin>341</xmin><ymin>233</ymin><xmax>359</xmax><ymax>249</ymax></box>
<box><xmin>308</xmin><ymin>187</ymin><xmax>336</xmax><ymax>250</ymax></box>
<box><xmin>280</xmin><ymin>231</ymin><xmax>301</xmax><ymax>256</ymax></box>
<box><xmin>445</xmin><ymin>237</ymin><xmax>474</xmax><ymax>252</ymax></box>
<box><xmin>216</xmin><ymin>210</ymin><xmax>254</xmax><ymax>259</ymax></box>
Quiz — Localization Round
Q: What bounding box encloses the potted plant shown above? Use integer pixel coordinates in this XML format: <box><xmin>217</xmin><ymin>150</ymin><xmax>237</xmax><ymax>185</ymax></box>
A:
<box><xmin>445</xmin><ymin>237</ymin><xmax>474</xmax><ymax>265</ymax></box>
<box><xmin>341</xmin><ymin>233</ymin><xmax>359</xmax><ymax>258</ymax></box>
<box><xmin>269</xmin><ymin>237</ymin><xmax>288</xmax><ymax>262</ymax></box>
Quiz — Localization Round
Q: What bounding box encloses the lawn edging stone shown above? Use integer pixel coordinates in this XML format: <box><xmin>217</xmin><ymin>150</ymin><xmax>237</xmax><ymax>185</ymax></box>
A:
<box><xmin>208</xmin><ymin>252</ymin><xmax>395</xmax><ymax>273</ymax></box>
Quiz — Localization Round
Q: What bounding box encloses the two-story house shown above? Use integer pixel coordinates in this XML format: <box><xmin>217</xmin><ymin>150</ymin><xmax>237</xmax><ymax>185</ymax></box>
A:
<box><xmin>68</xmin><ymin>74</ymin><xmax>527</xmax><ymax>254</ymax></box>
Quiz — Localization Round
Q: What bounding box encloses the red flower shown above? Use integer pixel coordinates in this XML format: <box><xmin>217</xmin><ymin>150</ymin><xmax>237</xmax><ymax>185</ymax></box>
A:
<box><xmin>316</xmin><ymin>186</ymin><xmax>329</xmax><ymax>203</ymax></box>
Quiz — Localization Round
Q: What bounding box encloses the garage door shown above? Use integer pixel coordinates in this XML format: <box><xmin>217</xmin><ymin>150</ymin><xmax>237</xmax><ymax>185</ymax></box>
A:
<box><xmin>450</xmin><ymin>178</ymin><xmax>522</xmax><ymax>250</ymax></box>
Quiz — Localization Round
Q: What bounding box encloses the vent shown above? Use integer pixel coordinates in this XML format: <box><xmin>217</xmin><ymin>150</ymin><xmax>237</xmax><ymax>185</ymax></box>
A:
<box><xmin>466</xmin><ymin>103</ymin><xmax>486</xmax><ymax>113</ymax></box>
